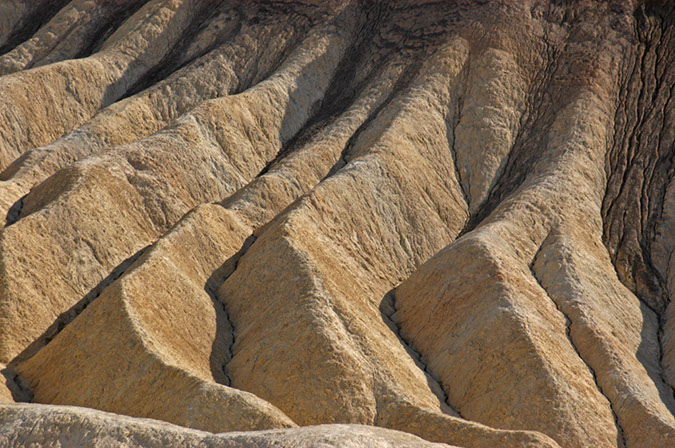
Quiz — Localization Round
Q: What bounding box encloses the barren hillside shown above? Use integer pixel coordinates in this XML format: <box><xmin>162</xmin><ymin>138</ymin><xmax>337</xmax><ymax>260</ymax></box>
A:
<box><xmin>0</xmin><ymin>1</ymin><xmax>674</xmax><ymax>447</ymax></box>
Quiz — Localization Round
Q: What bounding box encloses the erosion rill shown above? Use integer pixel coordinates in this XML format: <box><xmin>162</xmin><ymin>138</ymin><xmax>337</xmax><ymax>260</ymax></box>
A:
<box><xmin>0</xmin><ymin>1</ymin><xmax>673</xmax><ymax>447</ymax></box>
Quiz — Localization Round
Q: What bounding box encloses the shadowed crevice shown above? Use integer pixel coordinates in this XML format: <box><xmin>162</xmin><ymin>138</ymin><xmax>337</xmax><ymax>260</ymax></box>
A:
<box><xmin>205</xmin><ymin>234</ymin><xmax>256</xmax><ymax>386</ymax></box>
<box><xmin>530</xmin><ymin>237</ymin><xmax>626</xmax><ymax>448</ymax></box>
<box><xmin>381</xmin><ymin>290</ymin><xmax>464</xmax><ymax>419</ymax></box>
<box><xmin>4</xmin><ymin>194</ymin><xmax>25</xmax><ymax>227</ymax></box>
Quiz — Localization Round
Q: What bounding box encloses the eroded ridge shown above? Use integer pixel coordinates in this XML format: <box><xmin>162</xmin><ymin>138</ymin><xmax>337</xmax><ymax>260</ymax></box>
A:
<box><xmin>0</xmin><ymin>1</ymin><xmax>673</xmax><ymax>448</ymax></box>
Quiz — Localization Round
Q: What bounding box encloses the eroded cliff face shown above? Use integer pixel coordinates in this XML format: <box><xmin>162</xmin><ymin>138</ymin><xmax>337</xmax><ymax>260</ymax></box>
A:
<box><xmin>0</xmin><ymin>1</ymin><xmax>673</xmax><ymax>447</ymax></box>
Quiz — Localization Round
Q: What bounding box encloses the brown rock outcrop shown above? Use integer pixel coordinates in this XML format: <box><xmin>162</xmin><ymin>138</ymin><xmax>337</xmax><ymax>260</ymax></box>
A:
<box><xmin>0</xmin><ymin>1</ymin><xmax>673</xmax><ymax>447</ymax></box>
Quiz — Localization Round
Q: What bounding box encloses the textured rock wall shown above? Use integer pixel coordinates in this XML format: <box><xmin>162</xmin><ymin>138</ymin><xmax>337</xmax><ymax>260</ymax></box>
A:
<box><xmin>0</xmin><ymin>1</ymin><xmax>673</xmax><ymax>447</ymax></box>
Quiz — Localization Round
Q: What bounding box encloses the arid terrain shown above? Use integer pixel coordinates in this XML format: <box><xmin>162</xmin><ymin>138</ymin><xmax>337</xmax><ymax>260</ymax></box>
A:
<box><xmin>0</xmin><ymin>1</ymin><xmax>674</xmax><ymax>447</ymax></box>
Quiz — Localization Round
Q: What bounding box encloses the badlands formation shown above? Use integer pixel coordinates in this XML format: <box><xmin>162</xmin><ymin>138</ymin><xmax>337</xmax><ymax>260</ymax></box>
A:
<box><xmin>0</xmin><ymin>0</ymin><xmax>673</xmax><ymax>447</ymax></box>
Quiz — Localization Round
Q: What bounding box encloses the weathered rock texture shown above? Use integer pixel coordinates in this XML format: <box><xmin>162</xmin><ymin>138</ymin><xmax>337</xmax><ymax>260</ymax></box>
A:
<box><xmin>0</xmin><ymin>404</ymin><xmax>456</xmax><ymax>448</ymax></box>
<box><xmin>0</xmin><ymin>1</ymin><xmax>673</xmax><ymax>447</ymax></box>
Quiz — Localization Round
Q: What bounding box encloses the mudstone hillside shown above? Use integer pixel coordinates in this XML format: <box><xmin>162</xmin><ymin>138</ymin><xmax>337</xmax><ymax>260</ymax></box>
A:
<box><xmin>0</xmin><ymin>1</ymin><xmax>674</xmax><ymax>447</ymax></box>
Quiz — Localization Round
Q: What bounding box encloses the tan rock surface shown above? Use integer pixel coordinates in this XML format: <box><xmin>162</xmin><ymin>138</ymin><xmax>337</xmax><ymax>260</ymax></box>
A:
<box><xmin>0</xmin><ymin>10</ymin><xmax>352</xmax><ymax>363</ymax></box>
<box><xmin>0</xmin><ymin>1</ymin><xmax>673</xmax><ymax>447</ymax></box>
<box><xmin>0</xmin><ymin>364</ymin><xmax>14</xmax><ymax>403</ymax></box>
<box><xmin>0</xmin><ymin>404</ymin><xmax>456</xmax><ymax>448</ymax></box>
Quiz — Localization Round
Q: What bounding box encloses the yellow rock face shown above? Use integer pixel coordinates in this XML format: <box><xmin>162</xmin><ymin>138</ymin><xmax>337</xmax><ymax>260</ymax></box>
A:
<box><xmin>0</xmin><ymin>1</ymin><xmax>673</xmax><ymax>447</ymax></box>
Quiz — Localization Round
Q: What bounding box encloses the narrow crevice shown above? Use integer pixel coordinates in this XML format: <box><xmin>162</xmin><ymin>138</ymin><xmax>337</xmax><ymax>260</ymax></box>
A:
<box><xmin>447</xmin><ymin>54</ymin><xmax>471</xmax><ymax>209</ymax></box>
<box><xmin>380</xmin><ymin>290</ymin><xmax>465</xmax><ymax>419</ymax></box>
<box><xmin>531</xmin><ymin>242</ymin><xmax>627</xmax><ymax>448</ymax></box>
<box><xmin>4</xmin><ymin>194</ymin><xmax>25</xmax><ymax>227</ymax></box>
<box><xmin>9</xmin><ymin>245</ymin><xmax>151</xmax><ymax>368</ymax></box>
<box><xmin>0</xmin><ymin>365</ymin><xmax>32</xmax><ymax>402</ymax></box>
<box><xmin>204</xmin><ymin>234</ymin><xmax>256</xmax><ymax>386</ymax></box>
<box><xmin>601</xmin><ymin>224</ymin><xmax>675</xmax><ymax>409</ymax></box>
<box><xmin>658</xmin><ymin>309</ymin><xmax>675</xmax><ymax>411</ymax></box>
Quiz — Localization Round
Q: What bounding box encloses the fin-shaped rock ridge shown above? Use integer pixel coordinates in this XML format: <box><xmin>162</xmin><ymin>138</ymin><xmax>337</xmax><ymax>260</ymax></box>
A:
<box><xmin>0</xmin><ymin>1</ymin><xmax>673</xmax><ymax>448</ymax></box>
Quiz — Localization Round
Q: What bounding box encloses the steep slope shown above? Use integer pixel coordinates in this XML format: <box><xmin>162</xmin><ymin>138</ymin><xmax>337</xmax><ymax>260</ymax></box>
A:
<box><xmin>0</xmin><ymin>1</ymin><xmax>673</xmax><ymax>448</ymax></box>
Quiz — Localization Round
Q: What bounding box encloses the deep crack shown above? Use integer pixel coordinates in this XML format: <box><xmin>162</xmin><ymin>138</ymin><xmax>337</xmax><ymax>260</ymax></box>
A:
<box><xmin>531</xmin><ymin>242</ymin><xmax>627</xmax><ymax>448</ymax></box>
<box><xmin>382</xmin><ymin>290</ymin><xmax>465</xmax><ymax>419</ymax></box>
